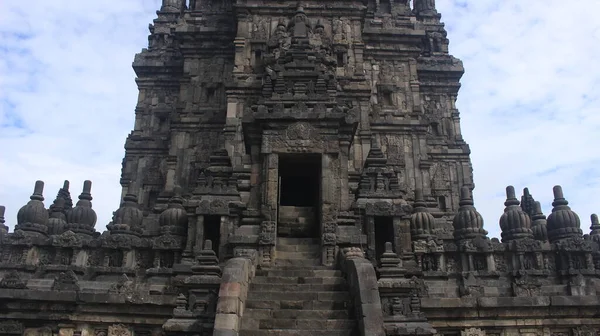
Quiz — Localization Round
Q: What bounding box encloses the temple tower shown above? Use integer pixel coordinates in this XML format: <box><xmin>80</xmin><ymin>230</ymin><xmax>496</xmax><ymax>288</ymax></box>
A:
<box><xmin>121</xmin><ymin>0</ymin><xmax>472</xmax><ymax>265</ymax></box>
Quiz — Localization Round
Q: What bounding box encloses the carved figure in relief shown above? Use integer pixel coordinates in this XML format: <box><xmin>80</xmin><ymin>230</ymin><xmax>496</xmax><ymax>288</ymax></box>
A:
<box><xmin>254</xmin><ymin>17</ymin><xmax>268</xmax><ymax>40</ymax></box>
<box><xmin>333</xmin><ymin>18</ymin><xmax>350</xmax><ymax>43</ymax></box>
<box><xmin>310</xmin><ymin>20</ymin><xmax>331</xmax><ymax>50</ymax></box>
<box><xmin>268</xmin><ymin>20</ymin><xmax>290</xmax><ymax>52</ymax></box>
<box><xmin>291</xmin><ymin>7</ymin><xmax>310</xmax><ymax>37</ymax></box>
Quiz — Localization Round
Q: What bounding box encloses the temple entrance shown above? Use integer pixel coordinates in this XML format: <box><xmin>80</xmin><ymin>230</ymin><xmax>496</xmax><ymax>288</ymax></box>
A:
<box><xmin>277</xmin><ymin>154</ymin><xmax>321</xmax><ymax>238</ymax></box>
<box><xmin>374</xmin><ymin>216</ymin><xmax>394</xmax><ymax>263</ymax></box>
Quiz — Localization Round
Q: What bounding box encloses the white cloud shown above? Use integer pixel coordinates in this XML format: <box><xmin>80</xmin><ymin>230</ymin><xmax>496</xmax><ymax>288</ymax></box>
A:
<box><xmin>438</xmin><ymin>0</ymin><xmax>600</xmax><ymax>237</ymax></box>
<box><xmin>0</xmin><ymin>0</ymin><xmax>161</xmax><ymax>231</ymax></box>
<box><xmin>1</xmin><ymin>0</ymin><xmax>598</xmax><ymax>239</ymax></box>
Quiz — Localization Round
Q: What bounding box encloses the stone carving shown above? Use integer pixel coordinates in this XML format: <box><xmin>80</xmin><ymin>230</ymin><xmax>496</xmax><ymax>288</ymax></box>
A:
<box><xmin>52</xmin><ymin>270</ymin><xmax>79</xmax><ymax>291</ymax></box>
<box><xmin>0</xmin><ymin>271</ymin><xmax>27</xmax><ymax>289</ymax></box>
<box><xmin>512</xmin><ymin>275</ymin><xmax>542</xmax><ymax>297</ymax></box>
<box><xmin>197</xmin><ymin>200</ymin><xmax>229</xmax><ymax>215</ymax></box>
<box><xmin>459</xmin><ymin>273</ymin><xmax>483</xmax><ymax>298</ymax></box>
<box><xmin>0</xmin><ymin>321</ymin><xmax>23</xmax><ymax>335</ymax></box>
<box><xmin>51</xmin><ymin>230</ymin><xmax>83</xmax><ymax>248</ymax></box>
<box><xmin>108</xmin><ymin>325</ymin><xmax>132</xmax><ymax>336</ymax></box>
<box><xmin>286</xmin><ymin>122</ymin><xmax>316</xmax><ymax>141</ymax></box>
<box><xmin>109</xmin><ymin>274</ymin><xmax>135</xmax><ymax>295</ymax></box>
<box><xmin>342</xmin><ymin>247</ymin><xmax>365</xmax><ymax>259</ymax></box>
<box><xmin>572</xmin><ymin>327</ymin><xmax>598</xmax><ymax>336</ymax></box>
<box><xmin>258</xmin><ymin>221</ymin><xmax>276</xmax><ymax>245</ymax></box>
<box><xmin>251</xmin><ymin>16</ymin><xmax>268</xmax><ymax>40</ymax></box>
<box><xmin>461</xmin><ymin>328</ymin><xmax>485</xmax><ymax>336</ymax></box>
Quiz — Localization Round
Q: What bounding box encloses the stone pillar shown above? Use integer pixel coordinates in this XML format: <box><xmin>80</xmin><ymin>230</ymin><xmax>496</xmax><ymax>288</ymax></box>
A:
<box><xmin>259</xmin><ymin>153</ymin><xmax>278</xmax><ymax>266</ymax></box>
<box><xmin>486</xmin><ymin>253</ymin><xmax>496</xmax><ymax>272</ymax></box>
<box><xmin>321</xmin><ymin>154</ymin><xmax>340</xmax><ymax>265</ymax></box>
<box><xmin>183</xmin><ymin>213</ymin><xmax>197</xmax><ymax>261</ymax></box>
<box><xmin>124</xmin><ymin>250</ymin><xmax>136</xmax><ymax>268</ymax></box>
<box><xmin>340</xmin><ymin>144</ymin><xmax>351</xmax><ymax>211</ymax></box>
<box><xmin>409</xmin><ymin>59</ymin><xmax>421</xmax><ymax>113</ymax></box>
<box><xmin>219</xmin><ymin>216</ymin><xmax>230</xmax><ymax>260</ymax></box>
<box><xmin>437</xmin><ymin>253</ymin><xmax>446</xmax><ymax>272</ymax></box>
<box><xmin>394</xmin><ymin>217</ymin><xmax>412</xmax><ymax>257</ymax></box>
<box><xmin>164</xmin><ymin>155</ymin><xmax>178</xmax><ymax>192</ymax></box>
<box><xmin>249</xmin><ymin>144</ymin><xmax>262</xmax><ymax>210</ymax></box>
<box><xmin>72</xmin><ymin>249</ymin><xmax>88</xmax><ymax>267</ymax></box>
<box><xmin>233</xmin><ymin>38</ymin><xmax>247</xmax><ymax>74</ymax></box>
<box><xmin>354</xmin><ymin>43</ymin><xmax>365</xmax><ymax>75</ymax></box>
<box><xmin>263</xmin><ymin>154</ymin><xmax>279</xmax><ymax>222</ymax></box>
<box><xmin>194</xmin><ymin>215</ymin><xmax>204</xmax><ymax>256</ymax></box>
<box><xmin>366</xmin><ymin>216</ymin><xmax>376</xmax><ymax>261</ymax></box>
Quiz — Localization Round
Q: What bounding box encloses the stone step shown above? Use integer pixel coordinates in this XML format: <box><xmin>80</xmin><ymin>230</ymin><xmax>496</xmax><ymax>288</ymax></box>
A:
<box><xmin>247</xmin><ymin>291</ymin><xmax>351</xmax><ymax>301</ymax></box>
<box><xmin>246</xmin><ymin>299</ymin><xmax>351</xmax><ymax>310</ymax></box>
<box><xmin>277</xmin><ymin>237</ymin><xmax>320</xmax><ymax>245</ymax></box>
<box><xmin>249</xmin><ymin>283</ymin><xmax>347</xmax><ymax>292</ymax></box>
<box><xmin>239</xmin><ymin>329</ymin><xmax>356</xmax><ymax>336</ymax></box>
<box><xmin>244</xmin><ymin>308</ymin><xmax>351</xmax><ymax>320</ymax></box>
<box><xmin>278</xmin><ymin>214</ymin><xmax>316</xmax><ymax>222</ymax></box>
<box><xmin>277</xmin><ymin>225</ymin><xmax>316</xmax><ymax>238</ymax></box>
<box><xmin>252</xmin><ymin>276</ymin><xmax>346</xmax><ymax>285</ymax></box>
<box><xmin>276</xmin><ymin>244</ymin><xmax>321</xmax><ymax>252</ymax></box>
<box><xmin>278</xmin><ymin>206</ymin><xmax>316</xmax><ymax>215</ymax></box>
<box><xmin>242</xmin><ymin>317</ymin><xmax>355</xmax><ymax>330</ymax></box>
<box><xmin>273</xmin><ymin>259</ymin><xmax>321</xmax><ymax>267</ymax></box>
<box><xmin>275</xmin><ymin>251</ymin><xmax>320</xmax><ymax>259</ymax></box>
<box><xmin>255</xmin><ymin>269</ymin><xmax>342</xmax><ymax>277</ymax></box>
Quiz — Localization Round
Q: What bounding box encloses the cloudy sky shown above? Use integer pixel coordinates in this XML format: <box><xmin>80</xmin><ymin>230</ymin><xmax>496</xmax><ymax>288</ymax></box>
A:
<box><xmin>1</xmin><ymin>0</ymin><xmax>599</xmax><ymax>238</ymax></box>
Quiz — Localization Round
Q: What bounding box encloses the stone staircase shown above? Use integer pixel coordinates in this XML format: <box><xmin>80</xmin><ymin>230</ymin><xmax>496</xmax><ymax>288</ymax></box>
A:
<box><xmin>277</xmin><ymin>206</ymin><xmax>317</xmax><ymax>238</ymax></box>
<box><xmin>239</xmin><ymin>238</ymin><xmax>358</xmax><ymax>336</ymax></box>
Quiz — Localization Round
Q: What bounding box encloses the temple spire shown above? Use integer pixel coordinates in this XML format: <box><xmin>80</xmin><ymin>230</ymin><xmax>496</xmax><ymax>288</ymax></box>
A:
<box><xmin>546</xmin><ymin>186</ymin><xmax>582</xmax><ymax>242</ymax></box>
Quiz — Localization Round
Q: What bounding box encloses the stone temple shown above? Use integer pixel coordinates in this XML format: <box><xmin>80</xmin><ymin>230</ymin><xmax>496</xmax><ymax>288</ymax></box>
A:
<box><xmin>1</xmin><ymin>0</ymin><xmax>600</xmax><ymax>336</ymax></box>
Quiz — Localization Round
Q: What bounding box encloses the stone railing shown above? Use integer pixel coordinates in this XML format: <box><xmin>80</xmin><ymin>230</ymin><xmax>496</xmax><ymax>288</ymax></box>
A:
<box><xmin>212</xmin><ymin>257</ymin><xmax>255</xmax><ymax>336</ymax></box>
<box><xmin>339</xmin><ymin>248</ymin><xmax>385</xmax><ymax>336</ymax></box>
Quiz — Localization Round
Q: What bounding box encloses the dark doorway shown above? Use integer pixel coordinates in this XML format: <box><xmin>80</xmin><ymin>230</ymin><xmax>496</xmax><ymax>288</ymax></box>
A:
<box><xmin>278</xmin><ymin>154</ymin><xmax>321</xmax><ymax>237</ymax></box>
<box><xmin>279</xmin><ymin>154</ymin><xmax>321</xmax><ymax>207</ymax></box>
<box><xmin>204</xmin><ymin>215</ymin><xmax>221</xmax><ymax>257</ymax></box>
<box><xmin>374</xmin><ymin>216</ymin><xmax>395</xmax><ymax>262</ymax></box>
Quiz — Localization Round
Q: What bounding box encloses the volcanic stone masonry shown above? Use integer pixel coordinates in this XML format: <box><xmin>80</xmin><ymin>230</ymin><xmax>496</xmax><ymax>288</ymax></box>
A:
<box><xmin>1</xmin><ymin>0</ymin><xmax>600</xmax><ymax>336</ymax></box>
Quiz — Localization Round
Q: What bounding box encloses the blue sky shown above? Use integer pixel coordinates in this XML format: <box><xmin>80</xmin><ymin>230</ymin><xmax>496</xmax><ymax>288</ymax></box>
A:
<box><xmin>1</xmin><ymin>0</ymin><xmax>599</xmax><ymax>238</ymax></box>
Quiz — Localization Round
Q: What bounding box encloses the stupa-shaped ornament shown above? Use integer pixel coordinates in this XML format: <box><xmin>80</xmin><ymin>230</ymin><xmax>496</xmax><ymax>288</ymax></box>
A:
<box><xmin>520</xmin><ymin>187</ymin><xmax>537</xmax><ymax>218</ymax></box>
<box><xmin>66</xmin><ymin>181</ymin><xmax>97</xmax><ymax>238</ymax></box>
<box><xmin>188</xmin><ymin>240</ymin><xmax>222</xmax><ymax>282</ymax></box>
<box><xmin>531</xmin><ymin>201</ymin><xmax>548</xmax><ymax>241</ymax></box>
<box><xmin>410</xmin><ymin>189</ymin><xmax>435</xmax><ymax>241</ymax></box>
<box><xmin>378</xmin><ymin>242</ymin><xmax>403</xmax><ymax>278</ymax></box>
<box><xmin>47</xmin><ymin>197</ymin><xmax>68</xmax><ymax>236</ymax></box>
<box><xmin>16</xmin><ymin>180</ymin><xmax>49</xmax><ymax>238</ymax></box>
<box><xmin>48</xmin><ymin>180</ymin><xmax>74</xmax><ymax>235</ymax></box>
<box><xmin>453</xmin><ymin>186</ymin><xmax>487</xmax><ymax>240</ymax></box>
<box><xmin>49</xmin><ymin>180</ymin><xmax>73</xmax><ymax>212</ymax></box>
<box><xmin>172</xmin><ymin>293</ymin><xmax>190</xmax><ymax>317</ymax></box>
<box><xmin>546</xmin><ymin>186</ymin><xmax>582</xmax><ymax>242</ymax></box>
<box><xmin>499</xmin><ymin>186</ymin><xmax>533</xmax><ymax>242</ymax></box>
<box><xmin>0</xmin><ymin>205</ymin><xmax>8</xmax><ymax>236</ymax></box>
<box><xmin>358</xmin><ymin>138</ymin><xmax>401</xmax><ymax>199</ymax></box>
<box><xmin>108</xmin><ymin>191</ymin><xmax>144</xmax><ymax>236</ymax></box>
<box><xmin>159</xmin><ymin>188</ymin><xmax>188</xmax><ymax>237</ymax></box>
<box><xmin>589</xmin><ymin>214</ymin><xmax>600</xmax><ymax>243</ymax></box>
